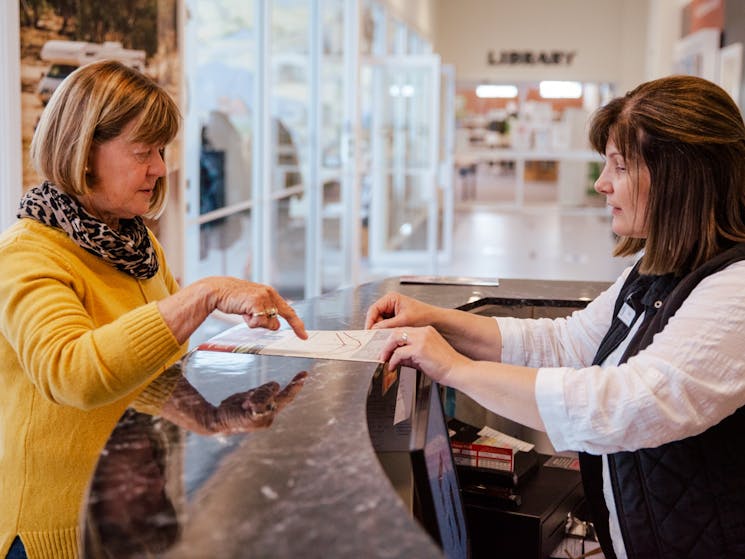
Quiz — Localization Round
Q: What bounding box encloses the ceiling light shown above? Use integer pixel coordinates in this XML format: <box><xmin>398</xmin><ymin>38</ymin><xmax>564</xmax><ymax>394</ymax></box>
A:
<box><xmin>475</xmin><ymin>84</ymin><xmax>518</xmax><ymax>98</ymax></box>
<box><xmin>539</xmin><ymin>81</ymin><xmax>582</xmax><ymax>99</ymax></box>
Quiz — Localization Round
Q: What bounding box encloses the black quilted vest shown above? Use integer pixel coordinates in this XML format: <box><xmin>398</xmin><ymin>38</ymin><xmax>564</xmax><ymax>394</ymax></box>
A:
<box><xmin>579</xmin><ymin>244</ymin><xmax>745</xmax><ymax>559</ymax></box>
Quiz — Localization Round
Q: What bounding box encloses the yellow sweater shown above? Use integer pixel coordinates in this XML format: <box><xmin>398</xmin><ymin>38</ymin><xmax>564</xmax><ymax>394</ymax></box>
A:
<box><xmin>0</xmin><ymin>219</ymin><xmax>185</xmax><ymax>559</ymax></box>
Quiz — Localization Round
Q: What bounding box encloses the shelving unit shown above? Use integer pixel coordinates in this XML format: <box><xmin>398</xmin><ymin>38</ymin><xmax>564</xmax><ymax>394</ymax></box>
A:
<box><xmin>455</xmin><ymin>147</ymin><xmax>602</xmax><ymax>208</ymax></box>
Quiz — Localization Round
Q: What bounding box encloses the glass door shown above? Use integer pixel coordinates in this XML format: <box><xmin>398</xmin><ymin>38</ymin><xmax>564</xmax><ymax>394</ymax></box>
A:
<box><xmin>363</xmin><ymin>54</ymin><xmax>447</xmax><ymax>273</ymax></box>
<box><xmin>439</xmin><ymin>63</ymin><xmax>456</xmax><ymax>265</ymax></box>
<box><xmin>316</xmin><ymin>0</ymin><xmax>349</xmax><ymax>294</ymax></box>
<box><xmin>183</xmin><ymin>0</ymin><xmax>256</xmax><ymax>286</ymax></box>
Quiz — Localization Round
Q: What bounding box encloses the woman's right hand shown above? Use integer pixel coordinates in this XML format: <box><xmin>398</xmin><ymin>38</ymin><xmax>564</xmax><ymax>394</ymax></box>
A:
<box><xmin>158</xmin><ymin>277</ymin><xmax>307</xmax><ymax>345</ymax></box>
<box><xmin>203</xmin><ymin>276</ymin><xmax>307</xmax><ymax>339</ymax></box>
<box><xmin>364</xmin><ymin>292</ymin><xmax>438</xmax><ymax>330</ymax></box>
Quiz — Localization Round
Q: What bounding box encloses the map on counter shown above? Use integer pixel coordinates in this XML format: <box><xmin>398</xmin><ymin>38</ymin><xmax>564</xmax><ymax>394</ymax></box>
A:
<box><xmin>197</xmin><ymin>323</ymin><xmax>392</xmax><ymax>363</ymax></box>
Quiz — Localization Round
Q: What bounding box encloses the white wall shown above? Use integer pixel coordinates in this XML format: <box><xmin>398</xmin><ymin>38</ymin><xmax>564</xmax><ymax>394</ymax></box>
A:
<box><xmin>645</xmin><ymin>0</ymin><xmax>685</xmax><ymax>82</ymax></box>
<box><xmin>432</xmin><ymin>0</ymin><xmax>652</xmax><ymax>94</ymax></box>
<box><xmin>382</xmin><ymin>0</ymin><xmax>437</xmax><ymax>41</ymax></box>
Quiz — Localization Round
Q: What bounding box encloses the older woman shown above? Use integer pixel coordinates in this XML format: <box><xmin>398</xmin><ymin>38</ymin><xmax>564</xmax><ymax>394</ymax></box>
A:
<box><xmin>367</xmin><ymin>75</ymin><xmax>745</xmax><ymax>559</ymax></box>
<box><xmin>0</xmin><ymin>60</ymin><xmax>307</xmax><ymax>559</ymax></box>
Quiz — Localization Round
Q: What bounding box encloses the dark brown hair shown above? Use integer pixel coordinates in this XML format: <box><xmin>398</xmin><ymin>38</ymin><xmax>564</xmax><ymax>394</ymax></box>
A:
<box><xmin>30</xmin><ymin>59</ymin><xmax>181</xmax><ymax>218</ymax></box>
<box><xmin>589</xmin><ymin>75</ymin><xmax>745</xmax><ymax>275</ymax></box>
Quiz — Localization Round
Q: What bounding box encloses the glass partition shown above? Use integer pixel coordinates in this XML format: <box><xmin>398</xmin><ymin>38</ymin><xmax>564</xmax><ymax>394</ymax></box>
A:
<box><xmin>184</xmin><ymin>0</ymin><xmax>437</xmax><ymax>295</ymax></box>
<box><xmin>185</xmin><ymin>0</ymin><xmax>255</xmax><ymax>282</ymax></box>
<box><xmin>361</xmin><ymin>0</ymin><xmax>386</xmax><ymax>56</ymax></box>
<box><xmin>197</xmin><ymin>211</ymin><xmax>253</xmax><ymax>280</ymax></box>
<box><xmin>319</xmin><ymin>0</ymin><xmax>346</xmax><ymax>292</ymax></box>
<box><xmin>269</xmin><ymin>0</ymin><xmax>309</xmax><ymax>299</ymax></box>
<box><xmin>364</xmin><ymin>55</ymin><xmax>444</xmax><ymax>272</ymax></box>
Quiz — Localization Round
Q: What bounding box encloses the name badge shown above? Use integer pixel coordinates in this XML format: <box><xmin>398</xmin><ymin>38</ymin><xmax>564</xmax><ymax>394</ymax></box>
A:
<box><xmin>618</xmin><ymin>301</ymin><xmax>636</xmax><ymax>327</ymax></box>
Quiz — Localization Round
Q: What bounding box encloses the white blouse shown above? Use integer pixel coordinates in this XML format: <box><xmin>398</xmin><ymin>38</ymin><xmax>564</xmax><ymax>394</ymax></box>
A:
<box><xmin>497</xmin><ymin>260</ymin><xmax>745</xmax><ymax>455</ymax></box>
<box><xmin>496</xmin><ymin>261</ymin><xmax>745</xmax><ymax>558</ymax></box>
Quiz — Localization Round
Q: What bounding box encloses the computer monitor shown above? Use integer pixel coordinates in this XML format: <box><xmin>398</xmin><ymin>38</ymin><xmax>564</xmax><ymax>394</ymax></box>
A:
<box><xmin>411</xmin><ymin>375</ymin><xmax>469</xmax><ymax>558</ymax></box>
<box><xmin>367</xmin><ymin>367</ymin><xmax>469</xmax><ymax>559</ymax></box>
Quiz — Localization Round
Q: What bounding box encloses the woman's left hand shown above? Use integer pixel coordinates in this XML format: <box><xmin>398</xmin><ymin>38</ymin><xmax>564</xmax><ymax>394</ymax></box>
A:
<box><xmin>378</xmin><ymin>326</ymin><xmax>471</xmax><ymax>385</ymax></box>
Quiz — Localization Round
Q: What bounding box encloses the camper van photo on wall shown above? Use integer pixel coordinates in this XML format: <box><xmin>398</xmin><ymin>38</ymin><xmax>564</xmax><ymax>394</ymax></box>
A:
<box><xmin>19</xmin><ymin>0</ymin><xmax>180</xmax><ymax>189</ymax></box>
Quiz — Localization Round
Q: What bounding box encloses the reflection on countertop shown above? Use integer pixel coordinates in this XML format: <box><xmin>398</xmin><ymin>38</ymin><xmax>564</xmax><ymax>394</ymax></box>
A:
<box><xmin>81</xmin><ymin>276</ymin><xmax>611</xmax><ymax>558</ymax></box>
<box><xmin>83</xmin><ymin>353</ymin><xmax>442</xmax><ymax>559</ymax></box>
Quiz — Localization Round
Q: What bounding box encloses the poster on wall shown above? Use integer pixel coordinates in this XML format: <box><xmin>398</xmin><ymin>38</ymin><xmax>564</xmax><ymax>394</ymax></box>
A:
<box><xmin>18</xmin><ymin>0</ymin><xmax>180</xmax><ymax>191</ymax></box>
<box><xmin>673</xmin><ymin>27</ymin><xmax>720</xmax><ymax>83</ymax></box>
<box><xmin>719</xmin><ymin>42</ymin><xmax>743</xmax><ymax>107</ymax></box>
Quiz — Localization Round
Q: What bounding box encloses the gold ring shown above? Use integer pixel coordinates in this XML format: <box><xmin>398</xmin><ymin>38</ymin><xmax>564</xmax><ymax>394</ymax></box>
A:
<box><xmin>253</xmin><ymin>307</ymin><xmax>277</xmax><ymax>318</ymax></box>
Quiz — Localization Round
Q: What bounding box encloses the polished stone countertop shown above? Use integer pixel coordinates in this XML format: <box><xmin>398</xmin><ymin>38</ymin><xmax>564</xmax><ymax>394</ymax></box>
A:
<box><xmin>81</xmin><ymin>276</ymin><xmax>610</xmax><ymax>558</ymax></box>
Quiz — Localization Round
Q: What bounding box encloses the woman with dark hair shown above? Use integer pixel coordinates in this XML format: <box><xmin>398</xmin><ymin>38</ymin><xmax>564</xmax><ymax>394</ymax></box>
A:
<box><xmin>0</xmin><ymin>60</ymin><xmax>307</xmax><ymax>559</ymax></box>
<box><xmin>367</xmin><ymin>75</ymin><xmax>745</xmax><ymax>559</ymax></box>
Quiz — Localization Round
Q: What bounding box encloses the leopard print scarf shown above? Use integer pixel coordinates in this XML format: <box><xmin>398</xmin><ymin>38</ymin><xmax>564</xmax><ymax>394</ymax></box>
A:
<box><xmin>17</xmin><ymin>182</ymin><xmax>159</xmax><ymax>279</ymax></box>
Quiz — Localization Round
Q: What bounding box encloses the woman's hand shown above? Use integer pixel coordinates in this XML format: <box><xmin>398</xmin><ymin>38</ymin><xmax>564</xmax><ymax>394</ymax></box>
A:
<box><xmin>364</xmin><ymin>292</ymin><xmax>440</xmax><ymax>330</ymax></box>
<box><xmin>365</xmin><ymin>291</ymin><xmax>502</xmax><ymax>361</ymax></box>
<box><xmin>378</xmin><ymin>326</ymin><xmax>471</xmax><ymax>385</ymax></box>
<box><xmin>158</xmin><ymin>277</ymin><xmax>307</xmax><ymax>345</ymax></box>
<box><xmin>203</xmin><ymin>277</ymin><xmax>307</xmax><ymax>339</ymax></box>
<box><xmin>377</xmin><ymin>328</ymin><xmax>544</xmax><ymax>430</ymax></box>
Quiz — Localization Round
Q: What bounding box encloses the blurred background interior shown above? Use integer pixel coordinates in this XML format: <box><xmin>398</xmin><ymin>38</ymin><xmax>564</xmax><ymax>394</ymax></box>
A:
<box><xmin>3</xmin><ymin>0</ymin><xmax>741</xmax><ymax>303</ymax></box>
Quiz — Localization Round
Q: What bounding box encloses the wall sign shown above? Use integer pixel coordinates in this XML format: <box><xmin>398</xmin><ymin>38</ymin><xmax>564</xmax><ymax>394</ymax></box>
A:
<box><xmin>487</xmin><ymin>50</ymin><xmax>577</xmax><ymax>66</ymax></box>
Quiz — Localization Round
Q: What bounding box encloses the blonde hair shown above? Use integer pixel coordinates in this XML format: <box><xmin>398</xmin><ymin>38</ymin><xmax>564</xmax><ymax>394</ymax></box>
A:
<box><xmin>30</xmin><ymin>59</ymin><xmax>181</xmax><ymax>218</ymax></box>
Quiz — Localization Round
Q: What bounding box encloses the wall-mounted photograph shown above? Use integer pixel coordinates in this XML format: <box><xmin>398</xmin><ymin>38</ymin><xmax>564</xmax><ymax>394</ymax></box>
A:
<box><xmin>19</xmin><ymin>0</ymin><xmax>180</xmax><ymax>189</ymax></box>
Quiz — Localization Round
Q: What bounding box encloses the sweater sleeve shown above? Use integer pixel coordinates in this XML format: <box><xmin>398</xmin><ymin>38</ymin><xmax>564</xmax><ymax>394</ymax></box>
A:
<box><xmin>0</xmin><ymin>231</ymin><xmax>182</xmax><ymax>411</ymax></box>
<box><xmin>127</xmin><ymin>231</ymin><xmax>189</xmax><ymax>415</ymax></box>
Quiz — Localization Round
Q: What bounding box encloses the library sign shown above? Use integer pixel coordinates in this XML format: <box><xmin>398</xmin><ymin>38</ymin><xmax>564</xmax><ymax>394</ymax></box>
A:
<box><xmin>487</xmin><ymin>50</ymin><xmax>577</xmax><ymax>66</ymax></box>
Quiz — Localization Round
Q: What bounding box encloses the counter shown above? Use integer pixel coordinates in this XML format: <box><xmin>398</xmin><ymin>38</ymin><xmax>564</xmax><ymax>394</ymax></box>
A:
<box><xmin>81</xmin><ymin>276</ymin><xmax>610</xmax><ymax>558</ymax></box>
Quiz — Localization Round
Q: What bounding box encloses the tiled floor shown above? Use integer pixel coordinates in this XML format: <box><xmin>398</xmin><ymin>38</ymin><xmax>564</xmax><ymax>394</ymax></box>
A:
<box><xmin>361</xmin><ymin>164</ymin><xmax>635</xmax><ymax>285</ymax></box>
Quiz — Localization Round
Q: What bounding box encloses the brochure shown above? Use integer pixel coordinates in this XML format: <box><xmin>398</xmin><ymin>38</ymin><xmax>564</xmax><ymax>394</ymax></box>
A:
<box><xmin>197</xmin><ymin>323</ymin><xmax>392</xmax><ymax>363</ymax></box>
